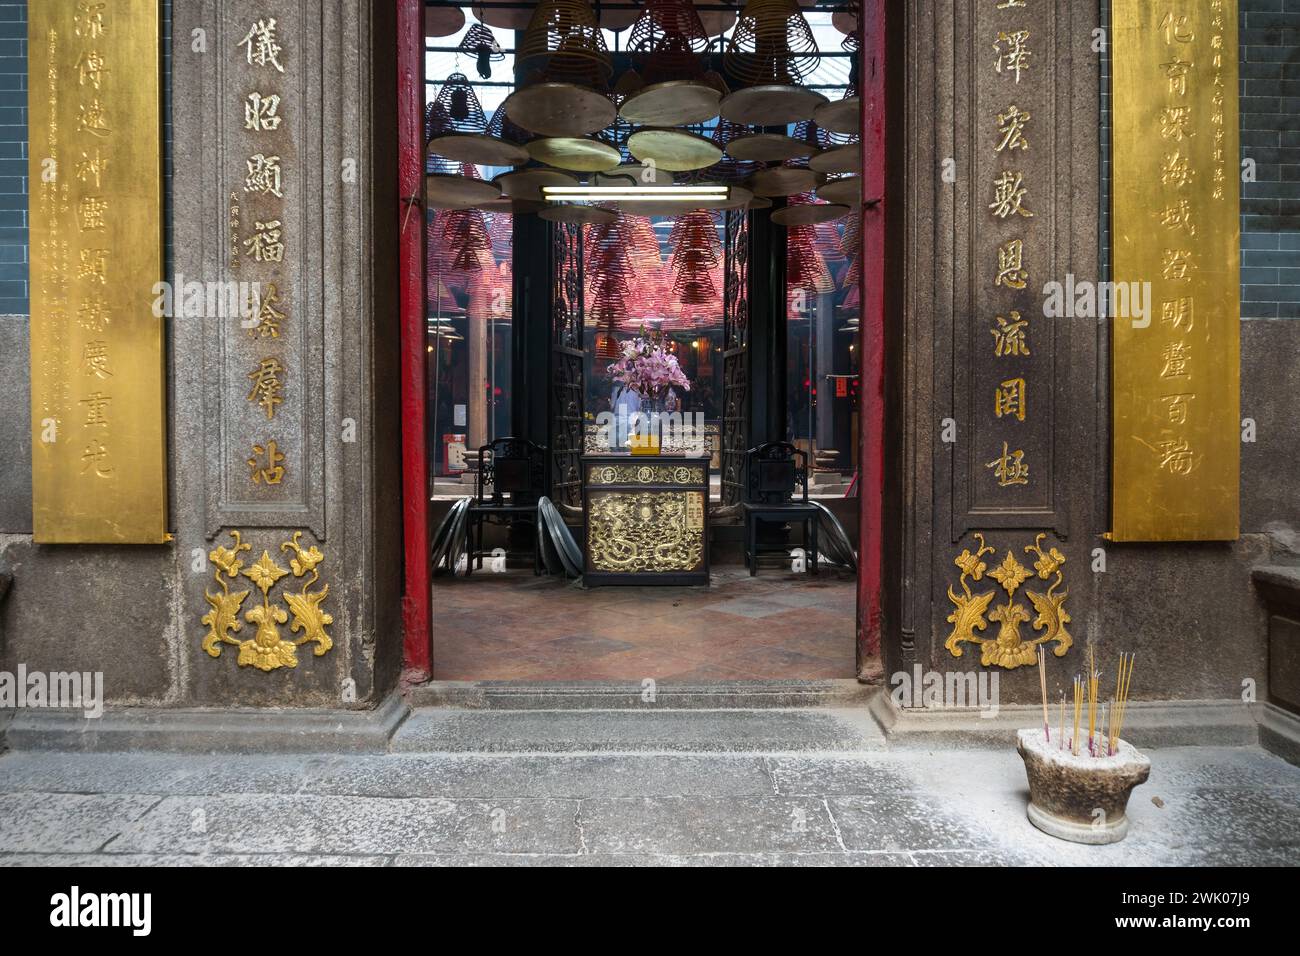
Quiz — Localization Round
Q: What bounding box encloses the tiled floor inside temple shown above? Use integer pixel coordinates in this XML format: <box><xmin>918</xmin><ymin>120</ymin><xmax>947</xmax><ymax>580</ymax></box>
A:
<box><xmin>432</xmin><ymin>565</ymin><xmax>858</xmax><ymax>681</ymax></box>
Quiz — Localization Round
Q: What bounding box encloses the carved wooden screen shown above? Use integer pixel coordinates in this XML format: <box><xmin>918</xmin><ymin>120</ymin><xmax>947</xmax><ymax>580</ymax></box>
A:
<box><xmin>720</xmin><ymin>208</ymin><xmax>751</xmax><ymax>510</ymax></box>
<box><xmin>550</xmin><ymin>220</ymin><xmax>586</xmax><ymax>514</ymax></box>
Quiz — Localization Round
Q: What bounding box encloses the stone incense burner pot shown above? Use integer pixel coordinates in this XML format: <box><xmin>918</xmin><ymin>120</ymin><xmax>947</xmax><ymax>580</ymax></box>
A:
<box><xmin>1016</xmin><ymin>728</ymin><xmax>1151</xmax><ymax>845</ymax></box>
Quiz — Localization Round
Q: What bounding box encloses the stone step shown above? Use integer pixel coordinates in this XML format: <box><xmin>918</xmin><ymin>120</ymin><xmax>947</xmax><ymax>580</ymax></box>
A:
<box><xmin>389</xmin><ymin>706</ymin><xmax>889</xmax><ymax>755</ymax></box>
<box><xmin>406</xmin><ymin>679</ymin><xmax>877</xmax><ymax>711</ymax></box>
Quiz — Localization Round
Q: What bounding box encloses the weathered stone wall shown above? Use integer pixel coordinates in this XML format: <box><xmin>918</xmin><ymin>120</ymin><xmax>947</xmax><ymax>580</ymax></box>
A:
<box><xmin>886</xmin><ymin>0</ymin><xmax>1290</xmax><ymax>703</ymax></box>
<box><xmin>0</xmin><ymin>0</ymin><xmax>402</xmax><ymax>709</ymax></box>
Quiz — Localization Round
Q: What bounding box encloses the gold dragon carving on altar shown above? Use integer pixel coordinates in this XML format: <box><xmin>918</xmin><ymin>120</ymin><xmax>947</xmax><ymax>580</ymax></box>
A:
<box><xmin>944</xmin><ymin>532</ymin><xmax>1072</xmax><ymax>669</ymax></box>
<box><xmin>201</xmin><ymin>530</ymin><xmax>335</xmax><ymax>672</ymax></box>
<box><xmin>588</xmin><ymin>492</ymin><xmax>704</xmax><ymax>573</ymax></box>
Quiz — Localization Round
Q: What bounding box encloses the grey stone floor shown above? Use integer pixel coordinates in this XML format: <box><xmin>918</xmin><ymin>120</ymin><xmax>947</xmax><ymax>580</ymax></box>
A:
<box><xmin>0</xmin><ymin>744</ymin><xmax>1297</xmax><ymax>865</ymax></box>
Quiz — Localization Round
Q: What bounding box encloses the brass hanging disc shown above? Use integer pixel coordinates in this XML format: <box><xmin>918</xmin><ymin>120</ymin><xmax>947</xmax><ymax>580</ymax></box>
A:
<box><xmin>471</xmin><ymin>5</ymin><xmax>532</xmax><ymax>31</ymax></box>
<box><xmin>594</xmin><ymin>163</ymin><xmax>676</xmax><ymax>187</ymax></box>
<box><xmin>539</xmin><ymin>204</ymin><xmax>619</xmax><ymax>225</ymax></box>
<box><xmin>503</xmin><ymin>83</ymin><xmax>617</xmax><ymax>137</ymax></box>
<box><xmin>599</xmin><ymin>7</ymin><xmax>641</xmax><ymax>31</ymax></box>
<box><xmin>493</xmin><ymin>168</ymin><xmax>579</xmax><ymax>201</ymax></box>
<box><xmin>619</xmin><ymin>80</ymin><xmax>723</xmax><ymax>127</ymax></box>
<box><xmin>697</xmin><ymin>7</ymin><xmax>738</xmax><ymax>36</ymax></box>
<box><xmin>426</xmin><ymin>133</ymin><xmax>530</xmax><ymax>167</ymax></box>
<box><xmin>426</xmin><ymin>6</ymin><xmax>466</xmax><ymax>37</ymax></box>
<box><xmin>479</xmin><ymin>197</ymin><xmax>546</xmax><ymax>215</ymax></box>
<box><xmin>771</xmin><ymin>202</ymin><xmax>850</xmax><ymax>226</ymax></box>
<box><xmin>715</xmin><ymin>184</ymin><xmax>754</xmax><ymax>209</ymax></box>
<box><xmin>809</xmin><ymin>143</ymin><xmax>861</xmax><ymax>175</ymax></box>
<box><xmin>749</xmin><ymin>166</ymin><xmax>825</xmax><ymax>197</ymax></box>
<box><xmin>817</xmin><ymin>176</ymin><xmax>862</xmax><ymax>206</ymax></box>
<box><xmin>726</xmin><ymin>132</ymin><xmax>819</xmax><ymax>162</ymax></box>
<box><xmin>748</xmin><ymin>195</ymin><xmax>773</xmax><ymax>209</ymax></box>
<box><xmin>526</xmin><ymin>136</ymin><xmax>623</xmax><ymax>172</ymax></box>
<box><xmin>627</xmin><ymin>128</ymin><xmax>723</xmax><ymax>172</ymax></box>
<box><xmin>719</xmin><ymin>85</ymin><xmax>828</xmax><ymax>126</ymax></box>
<box><xmin>425</xmin><ymin>173</ymin><xmax>501</xmax><ymax>209</ymax></box>
<box><xmin>814</xmin><ymin>96</ymin><xmax>862</xmax><ymax>135</ymax></box>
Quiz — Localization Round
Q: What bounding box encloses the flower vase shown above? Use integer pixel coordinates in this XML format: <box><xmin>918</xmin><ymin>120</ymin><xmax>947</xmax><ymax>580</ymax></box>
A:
<box><xmin>629</xmin><ymin>396</ymin><xmax>662</xmax><ymax>456</ymax></box>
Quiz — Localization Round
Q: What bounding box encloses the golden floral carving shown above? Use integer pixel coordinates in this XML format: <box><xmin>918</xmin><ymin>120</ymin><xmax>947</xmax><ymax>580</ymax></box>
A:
<box><xmin>945</xmin><ymin>532</ymin><xmax>1072</xmax><ymax>669</ymax></box>
<box><xmin>201</xmin><ymin>530</ymin><xmax>334</xmax><ymax>673</ymax></box>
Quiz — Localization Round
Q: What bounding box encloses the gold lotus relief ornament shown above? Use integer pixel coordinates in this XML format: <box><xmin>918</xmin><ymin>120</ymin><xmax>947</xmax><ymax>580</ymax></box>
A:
<box><xmin>945</xmin><ymin>532</ymin><xmax>1072</xmax><ymax>669</ymax></box>
<box><xmin>201</xmin><ymin>530</ymin><xmax>335</xmax><ymax>673</ymax></box>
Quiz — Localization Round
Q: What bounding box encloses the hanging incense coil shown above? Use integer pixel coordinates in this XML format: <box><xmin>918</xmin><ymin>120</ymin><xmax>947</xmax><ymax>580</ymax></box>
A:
<box><xmin>628</xmin><ymin>0</ymin><xmax>711</xmax><ymax>65</ymax></box>
<box><xmin>669</xmin><ymin>210</ymin><xmax>723</xmax><ymax>308</ymax></box>
<box><xmin>833</xmin><ymin>1</ymin><xmax>860</xmax><ymax>43</ymax></box>
<box><xmin>427</xmin><ymin>73</ymin><xmax>531</xmax><ymax>167</ymax></box>
<box><xmin>459</xmin><ymin>23</ymin><xmax>505</xmax><ymax>79</ymax></box>
<box><xmin>724</xmin><ymin>0</ymin><xmax>820</xmax><ymax>86</ymax></box>
<box><xmin>428</xmin><ymin>73</ymin><xmax>486</xmax><ymax>133</ymax></box>
<box><xmin>517</xmin><ymin>0</ymin><xmax>613</xmax><ymax>82</ymax></box>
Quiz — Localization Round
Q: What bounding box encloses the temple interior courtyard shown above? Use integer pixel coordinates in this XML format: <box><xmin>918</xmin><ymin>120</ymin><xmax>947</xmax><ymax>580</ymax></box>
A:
<box><xmin>433</xmin><ymin>566</ymin><xmax>858</xmax><ymax>681</ymax></box>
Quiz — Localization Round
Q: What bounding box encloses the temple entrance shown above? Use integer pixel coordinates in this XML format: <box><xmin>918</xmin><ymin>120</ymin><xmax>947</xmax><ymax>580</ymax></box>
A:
<box><xmin>401</xmin><ymin>1</ymin><xmax>882</xmax><ymax>682</ymax></box>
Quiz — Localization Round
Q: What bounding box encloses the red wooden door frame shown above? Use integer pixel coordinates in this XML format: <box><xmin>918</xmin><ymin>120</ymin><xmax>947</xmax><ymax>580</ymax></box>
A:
<box><xmin>398</xmin><ymin>0</ymin><xmax>432</xmax><ymax>679</ymax></box>
<box><xmin>856</xmin><ymin>0</ymin><xmax>887</xmax><ymax>673</ymax></box>
<box><xmin>397</xmin><ymin>0</ymin><xmax>891</xmax><ymax>680</ymax></box>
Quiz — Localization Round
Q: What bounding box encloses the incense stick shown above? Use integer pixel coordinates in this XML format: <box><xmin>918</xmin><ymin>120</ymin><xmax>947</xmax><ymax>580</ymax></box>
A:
<box><xmin>1038</xmin><ymin>645</ymin><xmax>1050</xmax><ymax>741</ymax></box>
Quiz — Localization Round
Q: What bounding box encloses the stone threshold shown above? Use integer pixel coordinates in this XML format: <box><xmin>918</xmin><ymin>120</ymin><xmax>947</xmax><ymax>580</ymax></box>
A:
<box><xmin>1</xmin><ymin>687</ymin><xmax>1293</xmax><ymax>762</ymax></box>
<box><xmin>873</xmin><ymin>694</ymin><xmax>1288</xmax><ymax>755</ymax></box>
<box><xmin>405</xmin><ymin>678</ymin><xmax>877</xmax><ymax>711</ymax></box>
<box><xmin>0</xmin><ymin>691</ymin><xmax>410</xmax><ymax>755</ymax></box>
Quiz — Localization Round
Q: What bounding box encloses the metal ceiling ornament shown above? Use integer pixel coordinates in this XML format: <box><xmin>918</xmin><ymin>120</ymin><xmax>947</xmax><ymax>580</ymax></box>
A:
<box><xmin>817</xmin><ymin>175</ymin><xmax>862</xmax><ymax>206</ymax></box>
<box><xmin>526</xmin><ymin>135</ymin><xmax>624</xmax><ymax>172</ymax></box>
<box><xmin>627</xmin><ymin>127</ymin><xmax>723</xmax><ymax>172</ymax></box>
<box><xmin>502</xmin><ymin>81</ymin><xmax>618</xmax><ymax>137</ymax></box>
<box><xmin>426</xmin><ymin>4</ymin><xmax>466</xmax><ymax>38</ymax></box>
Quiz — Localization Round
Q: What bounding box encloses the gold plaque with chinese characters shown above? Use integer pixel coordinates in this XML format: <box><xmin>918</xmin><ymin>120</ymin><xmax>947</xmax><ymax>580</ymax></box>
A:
<box><xmin>1111</xmin><ymin>0</ymin><xmax>1239</xmax><ymax>541</ymax></box>
<box><xmin>28</xmin><ymin>0</ymin><xmax>167</xmax><ymax>543</ymax></box>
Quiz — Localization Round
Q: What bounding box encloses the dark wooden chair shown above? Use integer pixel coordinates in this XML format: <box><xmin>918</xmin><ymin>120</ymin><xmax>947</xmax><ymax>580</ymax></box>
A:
<box><xmin>742</xmin><ymin>441</ymin><xmax>819</xmax><ymax>576</ymax></box>
<box><xmin>467</xmin><ymin>437</ymin><xmax>546</xmax><ymax>575</ymax></box>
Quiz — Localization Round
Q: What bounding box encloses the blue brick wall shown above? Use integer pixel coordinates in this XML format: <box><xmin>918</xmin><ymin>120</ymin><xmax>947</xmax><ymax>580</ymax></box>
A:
<box><xmin>0</xmin><ymin>1</ymin><xmax>27</xmax><ymax>315</ymax></box>
<box><xmin>1102</xmin><ymin>0</ymin><xmax>1300</xmax><ymax>318</ymax></box>
<box><xmin>0</xmin><ymin>0</ymin><xmax>172</xmax><ymax>316</ymax></box>
<box><xmin>1240</xmin><ymin>0</ymin><xmax>1300</xmax><ymax>318</ymax></box>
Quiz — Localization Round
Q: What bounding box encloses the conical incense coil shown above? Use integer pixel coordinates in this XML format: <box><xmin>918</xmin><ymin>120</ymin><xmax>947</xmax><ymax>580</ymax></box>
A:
<box><xmin>628</xmin><ymin>0</ymin><xmax>710</xmax><ymax>82</ymax></box>
<box><xmin>428</xmin><ymin>73</ymin><xmax>488</xmax><ymax>135</ymax></box>
<box><xmin>483</xmin><ymin>103</ymin><xmax>534</xmax><ymax>147</ymax></box>
<box><xmin>460</xmin><ymin>23</ymin><xmax>506</xmax><ymax>80</ymax></box>
<box><xmin>724</xmin><ymin>0</ymin><xmax>820</xmax><ymax>86</ymax></box>
<box><xmin>517</xmin><ymin>0</ymin><xmax>613</xmax><ymax>82</ymax></box>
